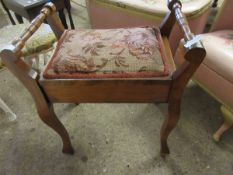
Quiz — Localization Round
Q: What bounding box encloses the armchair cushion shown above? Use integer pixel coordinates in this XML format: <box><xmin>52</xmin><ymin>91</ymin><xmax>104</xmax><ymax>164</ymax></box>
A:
<box><xmin>200</xmin><ymin>30</ymin><xmax>233</xmax><ymax>83</ymax></box>
<box><xmin>43</xmin><ymin>27</ymin><xmax>170</xmax><ymax>79</ymax></box>
<box><xmin>22</xmin><ymin>24</ymin><xmax>56</xmax><ymax>57</ymax></box>
<box><xmin>95</xmin><ymin>0</ymin><xmax>212</xmax><ymax>17</ymax></box>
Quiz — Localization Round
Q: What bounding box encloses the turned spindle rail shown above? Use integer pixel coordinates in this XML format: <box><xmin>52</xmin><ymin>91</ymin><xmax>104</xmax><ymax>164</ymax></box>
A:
<box><xmin>12</xmin><ymin>3</ymin><xmax>56</xmax><ymax>54</ymax></box>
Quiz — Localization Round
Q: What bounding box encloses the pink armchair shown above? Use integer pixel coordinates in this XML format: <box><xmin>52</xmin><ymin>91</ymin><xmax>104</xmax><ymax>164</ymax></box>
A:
<box><xmin>175</xmin><ymin>0</ymin><xmax>233</xmax><ymax>141</ymax></box>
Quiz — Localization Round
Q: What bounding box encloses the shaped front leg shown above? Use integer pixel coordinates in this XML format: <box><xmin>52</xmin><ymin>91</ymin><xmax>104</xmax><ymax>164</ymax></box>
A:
<box><xmin>36</xmin><ymin>102</ymin><xmax>74</xmax><ymax>154</ymax></box>
<box><xmin>160</xmin><ymin>99</ymin><xmax>181</xmax><ymax>155</ymax></box>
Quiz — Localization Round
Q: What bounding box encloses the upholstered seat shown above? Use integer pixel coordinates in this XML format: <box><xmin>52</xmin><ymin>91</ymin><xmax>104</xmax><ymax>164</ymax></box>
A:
<box><xmin>200</xmin><ymin>30</ymin><xmax>233</xmax><ymax>83</ymax></box>
<box><xmin>43</xmin><ymin>27</ymin><xmax>170</xmax><ymax>79</ymax></box>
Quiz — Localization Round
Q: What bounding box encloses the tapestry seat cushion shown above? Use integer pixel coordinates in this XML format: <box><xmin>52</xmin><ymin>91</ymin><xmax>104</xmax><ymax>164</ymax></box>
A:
<box><xmin>43</xmin><ymin>27</ymin><xmax>170</xmax><ymax>79</ymax></box>
<box><xmin>199</xmin><ymin>30</ymin><xmax>233</xmax><ymax>83</ymax></box>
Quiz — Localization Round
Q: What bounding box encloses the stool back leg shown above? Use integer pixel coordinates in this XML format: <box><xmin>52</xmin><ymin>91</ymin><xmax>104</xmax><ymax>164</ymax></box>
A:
<box><xmin>65</xmin><ymin>0</ymin><xmax>75</xmax><ymax>29</ymax></box>
<box><xmin>14</xmin><ymin>13</ymin><xmax>24</xmax><ymax>24</ymax></box>
<box><xmin>58</xmin><ymin>9</ymin><xmax>68</xmax><ymax>29</ymax></box>
<box><xmin>67</xmin><ymin>9</ymin><xmax>75</xmax><ymax>29</ymax></box>
<box><xmin>0</xmin><ymin>0</ymin><xmax>16</xmax><ymax>25</ymax></box>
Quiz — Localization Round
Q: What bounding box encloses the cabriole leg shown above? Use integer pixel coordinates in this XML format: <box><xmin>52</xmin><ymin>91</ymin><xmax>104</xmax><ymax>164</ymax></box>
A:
<box><xmin>36</xmin><ymin>102</ymin><xmax>74</xmax><ymax>154</ymax></box>
<box><xmin>213</xmin><ymin>105</ymin><xmax>233</xmax><ymax>142</ymax></box>
<box><xmin>1</xmin><ymin>50</ymin><xmax>74</xmax><ymax>154</ymax></box>
<box><xmin>160</xmin><ymin>100</ymin><xmax>181</xmax><ymax>155</ymax></box>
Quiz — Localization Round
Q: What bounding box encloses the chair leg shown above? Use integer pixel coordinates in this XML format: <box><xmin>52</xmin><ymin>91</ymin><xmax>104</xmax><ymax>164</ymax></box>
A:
<box><xmin>160</xmin><ymin>100</ymin><xmax>181</xmax><ymax>155</ymax></box>
<box><xmin>213</xmin><ymin>121</ymin><xmax>232</xmax><ymax>142</ymax></box>
<box><xmin>14</xmin><ymin>13</ymin><xmax>23</xmax><ymax>24</ymax></box>
<box><xmin>67</xmin><ymin>8</ymin><xmax>75</xmax><ymax>29</ymax></box>
<box><xmin>0</xmin><ymin>0</ymin><xmax>16</xmax><ymax>25</ymax></box>
<box><xmin>64</xmin><ymin>0</ymin><xmax>75</xmax><ymax>29</ymax></box>
<box><xmin>36</xmin><ymin>102</ymin><xmax>74</xmax><ymax>154</ymax></box>
<box><xmin>58</xmin><ymin>9</ymin><xmax>68</xmax><ymax>29</ymax></box>
<box><xmin>35</xmin><ymin>55</ymin><xmax>40</xmax><ymax>70</ymax></box>
<box><xmin>43</xmin><ymin>53</ymin><xmax>48</xmax><ymax>65</ymax></box>
<box><xmin>213</xmin><ymin>105</ymin><xmax>233</xmax><ymax>142</ymax></box>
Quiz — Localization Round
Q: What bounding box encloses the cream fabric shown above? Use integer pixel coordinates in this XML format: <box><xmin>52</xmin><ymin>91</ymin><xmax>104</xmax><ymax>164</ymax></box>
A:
<box><xmin>199</xmin><ymin>30</ymin><xmax>233</xmax><ymax>83</ymax></box>
<box><xmin>96</xmin><ymin>0</ymin><xmax>212</xmax><ymax>16</ymax></box>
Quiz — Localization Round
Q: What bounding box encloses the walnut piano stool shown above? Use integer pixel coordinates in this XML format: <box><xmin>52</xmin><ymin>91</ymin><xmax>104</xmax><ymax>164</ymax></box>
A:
<box><xmin>0</xmin><ymin>1</ymin><xmax>206</xmax><ymax>156</ymax></box>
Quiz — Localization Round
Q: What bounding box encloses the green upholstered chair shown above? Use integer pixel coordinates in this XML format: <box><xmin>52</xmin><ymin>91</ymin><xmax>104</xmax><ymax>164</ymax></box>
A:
<box><xmin>0</xmin><ymin>23</ymin><xmax>56</xmax><ymax>70</ymax></box>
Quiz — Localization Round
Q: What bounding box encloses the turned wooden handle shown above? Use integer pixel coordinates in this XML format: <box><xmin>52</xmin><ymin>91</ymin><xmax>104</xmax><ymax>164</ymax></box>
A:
<box><xmin>167</xmin><ymin>0</ymin><xmax>194</xmax><ymax>42</ymax></box>
<box><xmin>167</xmin><ymin>0</ymin><xmax>206</xmax><ymax>63</ymax></box>
<box><xmin>13</xmin><ymin>2</ymin><xmax>56</xmax><ymax>52</ymax></box>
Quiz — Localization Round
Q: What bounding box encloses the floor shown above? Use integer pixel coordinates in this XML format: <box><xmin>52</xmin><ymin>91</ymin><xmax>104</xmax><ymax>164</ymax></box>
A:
<box><xmin>0</xmin><ymin>1</ymin><xmax>233</xmax><ymax>175</ymax></box>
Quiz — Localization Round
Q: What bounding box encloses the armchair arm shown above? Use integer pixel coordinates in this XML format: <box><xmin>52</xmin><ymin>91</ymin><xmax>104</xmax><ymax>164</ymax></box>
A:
<box><xmin>167</xmin><ymin>0</ymin><xmax>206</xmax><ymax>63</ymax></box>
<box><xmin>210</xmin><ymin>0</ymin><xmax>233</xmax><ymax>32</ymax></box>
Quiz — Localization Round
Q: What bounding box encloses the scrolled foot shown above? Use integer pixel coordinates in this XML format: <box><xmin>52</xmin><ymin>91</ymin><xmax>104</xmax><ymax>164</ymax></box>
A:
<box><xmin>62</xmin><ymin>146</ymin><xmax>75</xmax><ymax>155</ymax></box>
<box><xmin>213</xmin><ymin>133</ymin><xmax>220</xmax><ymax>142</ymax></box>
<box><xmin>160</xmin><ymin>100</ymin><xmax>181</xmax><ymax>157</ymax></box>
<box><xmin>160</xmin><ymin>143</ymin><xmax>170</xmax><ymax>158</ymax></box>
<box><xmin>161</xmin><ymin>143</ymin><xmax>170</xmax><ymax>155</ymax></box>
<box><xmin>213</xmin><ymin>105</ymin><xmax>233</xmax><ymax>142</ymax></box>
<box><xmin>213</xmin><ymin>121</ymin><xmax>232</xmax><ymax>142</ymax></box>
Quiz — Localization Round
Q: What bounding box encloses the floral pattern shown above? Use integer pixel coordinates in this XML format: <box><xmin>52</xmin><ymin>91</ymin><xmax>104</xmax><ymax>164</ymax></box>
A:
<box><xmin>44</xmin><ymin>27</ymin><xmax>169</xmax><ymax>79</ymax></box>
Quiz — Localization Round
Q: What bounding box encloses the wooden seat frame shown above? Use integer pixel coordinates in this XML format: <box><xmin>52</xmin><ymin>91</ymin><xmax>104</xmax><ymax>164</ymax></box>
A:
<box><xmin>0</xmin><ymin>0</ymin><xmax>206</xmax><ymax>156</ymax></box>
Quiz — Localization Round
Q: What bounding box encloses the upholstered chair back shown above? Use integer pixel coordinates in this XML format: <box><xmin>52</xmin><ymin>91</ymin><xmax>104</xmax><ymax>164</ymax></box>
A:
<box><xmin>211</xmin><ymin>0</ymin><xmax>233</xmax><ymax>31</ymax></box>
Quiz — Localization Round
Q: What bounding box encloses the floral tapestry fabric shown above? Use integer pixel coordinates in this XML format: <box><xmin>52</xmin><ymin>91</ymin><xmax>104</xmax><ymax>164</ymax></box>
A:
<box><xmin>44</xmin><ymin>27</ymin><xmax>169</xmax><ymax>79</ymax></box>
